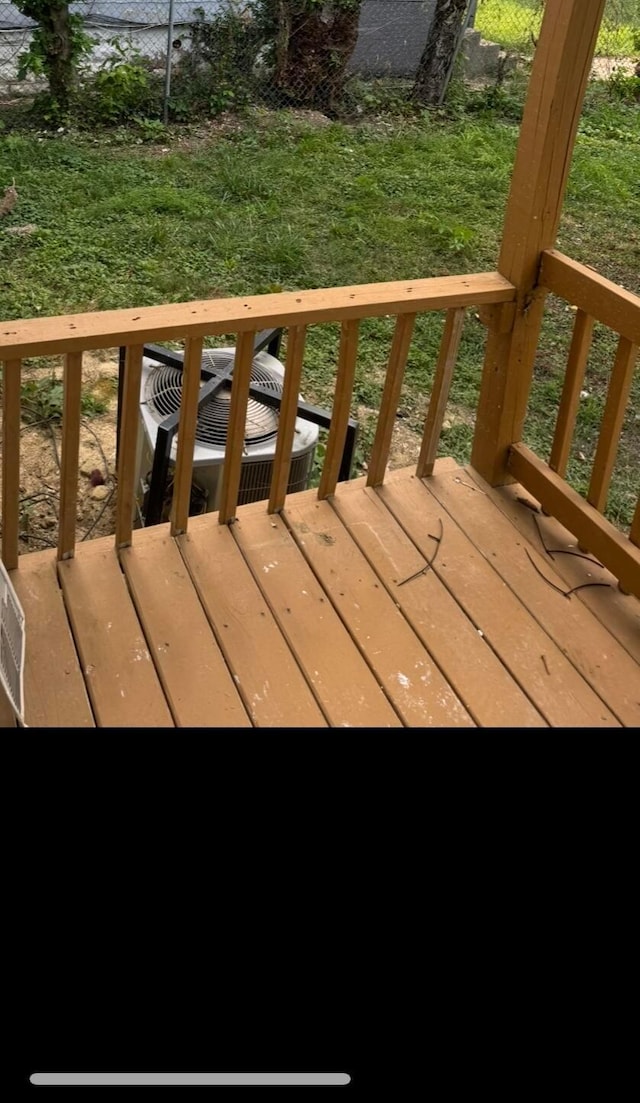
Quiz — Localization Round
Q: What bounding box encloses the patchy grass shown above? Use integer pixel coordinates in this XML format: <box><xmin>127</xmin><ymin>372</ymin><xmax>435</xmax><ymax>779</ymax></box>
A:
<box><xmin>0</xmin><ymin>81</ymin><xmax>638</xmax><ymax>528</ymax></box>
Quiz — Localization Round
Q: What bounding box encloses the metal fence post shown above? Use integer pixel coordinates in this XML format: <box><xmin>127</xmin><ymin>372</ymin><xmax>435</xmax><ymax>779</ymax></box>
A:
<box><xmin>437</xmin><ymin>0</ymin><xmax>477</xmax><ymax>106</ymax></box>
<box><xmin>162</xmin><ymin>0</ymin><xmax>176</xmax><ymax>125</ymax></box>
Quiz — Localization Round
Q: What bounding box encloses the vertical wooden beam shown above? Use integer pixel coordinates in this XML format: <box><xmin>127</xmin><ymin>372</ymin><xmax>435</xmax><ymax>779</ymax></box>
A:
<box><xmin>416</xmin><ymin>307</ymin><xmax>466</xmax><ymax>479</ymax></box>
<box><xmin>317</xmin><ymin>320</ymin><xmax>360</xmax><ymax>501</ymax></box>
<box><xmin>115</xmin><ymin>344</ymin><xmax>144</xmax><ymax>549</ymax></box>
<box><xmin>170</xmin><ymin>335</ymin><xmax>204</xmax><ymax>536</ymax></box>
<box><xmin>471</xmin><ymin>0</ymin><xmax>607</xmax><ymax>486</ymax></box>
<box><xmin>587</xmin><ymin>336</ymin><xmax>637</xmax><ymax>514</ymax></box>
<box><xmin>366</xmin><ymin>313</ymin><xmax>416</xmax><ymax>488</ymax></box>
<box><xmin>218</xmin><ymin>331</ymin><xmax>256</xmax><ymax>525</ymax></box>
<box><xmin>549</xmin><ymin>310</ymin><xmax>594</xmax><ymax>477</ymax></box>
<box><xmin>57</xmin><ymin>351</ymin><xmax>83</xmax><ymax>560</ymax></box>
<box><xmin>268</xmin><ymin>325</ymin><xmax>307</xmax><ymax>514</ymax></box>
<box><xmin>2</xmin><ymin>358</ymin><xmax>21</xmax><ymax>570</ymax></box>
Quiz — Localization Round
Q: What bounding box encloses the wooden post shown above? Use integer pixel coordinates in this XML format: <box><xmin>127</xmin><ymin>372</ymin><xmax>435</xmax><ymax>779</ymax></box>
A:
<box><xmin>587</xmin><ymin>336</ymin><xmax>637</xmax><ymax>514</ymax></box>
<box><xmin>1</xmin><ymin>358</ymin><xmax>21</xmax><ymax>570</ymax></box>
<box><xmin>416</xmin><ymin>307</ymin><xmax>466</xmax><ymax>479</ymax></box>
<box><xmin>170</xmin><ymin>335</ymin><xmax>204</xmax><ymax>536</ymax></box>
<box><xmin>471</xmin><ymin>0</ymin><xmax>607</xmax><ymax>486</ymax></box>
<box><xmin>366</xmin><ymin>313</ymin><xmax>416</xmax><ymax>488</ymax></box>
<box><xmin>268</xmin><ymin>325</ymin><xmax>307</xmax><ymax>514</ymax></box>
<box><xmin>317</xmin><ymin>320</ymin><xmax>360</xmax><ymax>501</ymax></box>
<box><xmin>58</xmin><ymin>352</ymin><xmax>83</xmax><ymax>560</ymax></box>
<box><xmin>115</xmin><ymin>344</ymin><xmax>144</xmax><ymax>549</ymax></box>
<box><xmin>217</xmin><ymin>331</ymin><xmax>256</xmax><ymax>525</ymax></box>
<box><xmin>549</xmin><ymin>310</ymin><xmax>594</xmax><ymax>477</ymax></box>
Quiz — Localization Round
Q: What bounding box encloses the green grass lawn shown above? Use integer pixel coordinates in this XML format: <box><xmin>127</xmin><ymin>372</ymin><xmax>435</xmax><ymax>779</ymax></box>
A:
<box><xmin>1</xmin><ymin>79</ymin><xmax>638</xmax><ymax>528</ymax></box>
<box><xmin>475</xmin><ymin>0</ymin><xmax>639</xmax><ymax>56</ymax></box>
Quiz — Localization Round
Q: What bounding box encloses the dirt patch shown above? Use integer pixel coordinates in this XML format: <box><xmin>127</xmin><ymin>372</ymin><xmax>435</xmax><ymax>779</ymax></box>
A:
<box><xmin>1</xmin><ymin>351</ymin><xmax>121</xmax><ymax>556</ymax></box>
<box><xmin>356</xmin><ymin>401</ymin><xmax>474</xmax><ymax>475</ymax></box>
<box><xmin>590</xmin><ymin>56</ymin><xmax>637</xmax><ymax>80</ymax></box>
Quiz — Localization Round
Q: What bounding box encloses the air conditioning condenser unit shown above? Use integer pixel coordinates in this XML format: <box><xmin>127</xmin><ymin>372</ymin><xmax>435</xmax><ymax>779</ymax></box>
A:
<box><xmin>135</xmin><ymin>347</ymin><xmax>319</xmax><ymax>522</ymax></box>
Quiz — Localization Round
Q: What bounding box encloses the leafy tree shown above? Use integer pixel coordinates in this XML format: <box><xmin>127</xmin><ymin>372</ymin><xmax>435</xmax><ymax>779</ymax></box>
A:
<box><xmin>15</xmin><ymin>1</ymin><xmax>92</xmax><ymax>118</ymax></box>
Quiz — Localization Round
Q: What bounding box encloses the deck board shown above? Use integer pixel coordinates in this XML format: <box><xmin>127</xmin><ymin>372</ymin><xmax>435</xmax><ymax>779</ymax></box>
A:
<box><xmin>120</xmin><ymin>527</ymin><xmax>251</xmax><ymax>727</ymax></box>
<box><xmin>11</xmin><ymin>551</ymin><xmax>94</xmax><ymax>728</ymax></box>
<box><xmin>465</xmin><ymin>467</ymin><xmax>640</xmax><ymax>665</ymax></box>
<box><xmin>283</xmin><ymin>492</ymin><xmax>474</xmax><ymax>727</ymax></box>
<box><xmin>58</xmin><ymin>540</ymin><xmax>174</xmax><ymax>727</ymax></box>
<box><xmin>178</xmin><ymin>517</ymin><xmax>327</xmax><ymax>727</ymax></box>
<box><xmin>8</xmin><ymin>463</ymin><xmax>635</xmax><ymax>728</ymax></box>
<box><xmin>379</xmin><ymin>472</ymin><xmax>620</xmax><ymax>727</ymax></box>
<box><xmin>329</xmin><ymin>478</ymin><xmax>545</xmax><ymax>727</ymax></box>
<box><xmin>231</xmin><ymin>507</ymin><xmax>403</xmax><ymax>727</ymax></box>
<box><xmin>425</xmin><ymin>467</ymin><xmax>640</xmax><ymax>727</ymax></box>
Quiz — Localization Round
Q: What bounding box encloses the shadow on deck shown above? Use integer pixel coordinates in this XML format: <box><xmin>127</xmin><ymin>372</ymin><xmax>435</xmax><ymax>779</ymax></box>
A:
<box><xmin>10</xmin><ymin>460</ymin><xmax>639</xmax><ymax>729</ymax></box>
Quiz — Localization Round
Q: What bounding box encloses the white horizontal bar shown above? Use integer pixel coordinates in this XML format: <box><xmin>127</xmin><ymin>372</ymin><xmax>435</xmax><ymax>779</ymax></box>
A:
<box><xmin>30</xmin><ymin>1072</ymin><xmax>351</xmax><ymax>1086</ymax></box>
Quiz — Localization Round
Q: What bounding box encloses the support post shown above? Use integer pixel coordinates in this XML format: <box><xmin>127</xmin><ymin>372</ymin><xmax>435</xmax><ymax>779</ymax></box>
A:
<box><xmin>470</xmin><ymin>0</ymin><xmax>607</xmax><ymax>487</ymax></box>
<box><xmin>162</xmin><ymin>0</ymin><xmax>175</xmax><ymax>126</ymax></box>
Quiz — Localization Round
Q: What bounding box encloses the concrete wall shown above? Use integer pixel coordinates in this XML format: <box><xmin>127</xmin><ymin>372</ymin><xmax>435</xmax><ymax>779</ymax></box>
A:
<box><xmin>348</xmin><ymin>0</ymin><xmax>436</xmax><ymax>78</ymax></box>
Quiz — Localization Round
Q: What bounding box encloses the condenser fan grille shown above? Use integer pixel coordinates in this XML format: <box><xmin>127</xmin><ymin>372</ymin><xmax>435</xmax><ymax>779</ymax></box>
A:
<box><xmin>144</xmin><ymin>352</ymin><xmax>283</xmax><ymax>448</ymax></box>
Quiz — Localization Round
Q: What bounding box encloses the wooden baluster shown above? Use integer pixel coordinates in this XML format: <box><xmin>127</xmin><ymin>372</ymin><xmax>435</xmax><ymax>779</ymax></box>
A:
<box><xmin>1</xmin><ymin>358</ymin><xmax>21</xmax><ymax>570</ymax></box>
<box><xmin>549</xmin><ymin>309</ymin><xmax>594</xmax><ymax>477</ymax></box>
<box><xmin>317</xmin><ymin>320</ymin><xmax>360</xmax><ymax>501</ymax></box>
<box><xmin>630</xmin><ymin>500</ymin><xmax>639</xmax><ymax>548</ymax></box>
<box><xmin>268</xmin><ymin>325</ymin><xmax>307</xmax><ymax>514</ymax></box>
<box><xmin>416</xmin><ymin>307</ymin><xmax>466</xmax><ymax>479</ymax></box>
<box><xmin>366</xmin><ymin>313</ymin><xmax>416</xmax><ymax>488</ymax></box>
<box><xmin>218</xmin><ymin>331</ymin><xmax>257</xmax><ymax>525</ymax></box>
<box><xmin>57</xmin><ymin>352</ymin><xmax>83</xmax><ymax>560</ymax></box>
<box><xmin>588</xmin><ymin>335</ymin><xmax>637</xmax><ymax>513</ymax></box>
<box><xmin>115</xmin><ymin>344</ymin><xmax>144</xmax><ymax>549</ymax></box>
<box><xmin>170</xmin><ymin>336</ymin><xmax>204</xmax><ymax>536</ymax></box>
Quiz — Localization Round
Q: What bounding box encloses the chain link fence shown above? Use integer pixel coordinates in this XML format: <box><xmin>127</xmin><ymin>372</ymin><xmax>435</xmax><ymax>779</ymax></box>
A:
<box><xmin>472</xmin><ymin>0</ymin><xmax>639</xmax><ymax>60</ymax></box>
<box><xmin>0</xmin><ymin>0</ymin><xmax>637</xmax><ymax>113</ymax></box>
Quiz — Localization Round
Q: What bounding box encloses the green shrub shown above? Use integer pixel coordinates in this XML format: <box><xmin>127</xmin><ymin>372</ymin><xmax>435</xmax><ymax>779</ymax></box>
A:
<box><xmin>170</xmin><ymin>5</ymin><xmax>263</xmax><ymax>118</ymax></box>
<box><xmin>606</xmin><ymin>65</ymin><xmax>640</xmax><ymax>103</ymax></box>
<box><xmin>84</xmin><ymin>39</ymin><xmax>158</xmax><ymax>123</ymax></box>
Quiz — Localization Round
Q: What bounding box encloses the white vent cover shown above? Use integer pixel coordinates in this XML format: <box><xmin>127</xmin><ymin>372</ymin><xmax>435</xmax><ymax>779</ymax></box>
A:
<box><xmin>0</xmin><ymin>560</ymin><xmax>25</xmax><ymax>726</ymax></box>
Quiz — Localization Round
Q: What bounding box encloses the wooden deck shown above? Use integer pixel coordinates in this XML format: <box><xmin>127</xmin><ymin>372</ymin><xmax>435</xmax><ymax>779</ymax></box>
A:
<box><xmin>9</xmin><ymin>459</ymin><xmax>638</xmax><ymax>729</ymax></box>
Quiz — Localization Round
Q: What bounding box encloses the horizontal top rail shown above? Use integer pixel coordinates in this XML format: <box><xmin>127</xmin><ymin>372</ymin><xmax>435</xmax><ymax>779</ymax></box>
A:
<box><xmin>540</xmin><ymin>250</ymin><xmax>640</xmax><ymax>344</ymax></box>
<box><xmin>0</xmin><ymin>272</ymin><xmax>515</xmax><ymax>360</ymax></box>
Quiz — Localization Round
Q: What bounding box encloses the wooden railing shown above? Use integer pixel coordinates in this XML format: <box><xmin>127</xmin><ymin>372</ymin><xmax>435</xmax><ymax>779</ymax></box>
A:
<box><xmin>1</xmin><ymin>271</ymin><xmax>514</xmax><ymax>570</ymax></box>
<box><xmin>507</xmin><ymin>250</ymin><xmax>639</xmax><ymax>598</ymax></box>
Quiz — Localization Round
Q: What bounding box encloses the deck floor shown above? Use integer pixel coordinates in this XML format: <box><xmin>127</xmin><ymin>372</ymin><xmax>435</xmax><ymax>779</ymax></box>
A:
<box><xmin>8</xmin><ymin>459</ymin><xmax>639</xmax><ymax>728</ymax></box>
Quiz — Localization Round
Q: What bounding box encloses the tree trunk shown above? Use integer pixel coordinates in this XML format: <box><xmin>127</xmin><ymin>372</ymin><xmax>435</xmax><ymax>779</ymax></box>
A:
<box><xmin>17</xmin><ymin>2</ymin><xmax>76</xmax><ymax>113</ymax></box>
<box><xmin>273</xmin><ymin>1</ymin><xmax>362</xmax><ymax>113</ymax></box>
<box><xmin>411</xmin><ymin>0</ymin><xmax>469</xmax><ymax>106</ymax></box>
<box><xmin>47</xmin><ymin>3</ymin><xmax>75</xmax><ymax>111</ymax></box>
